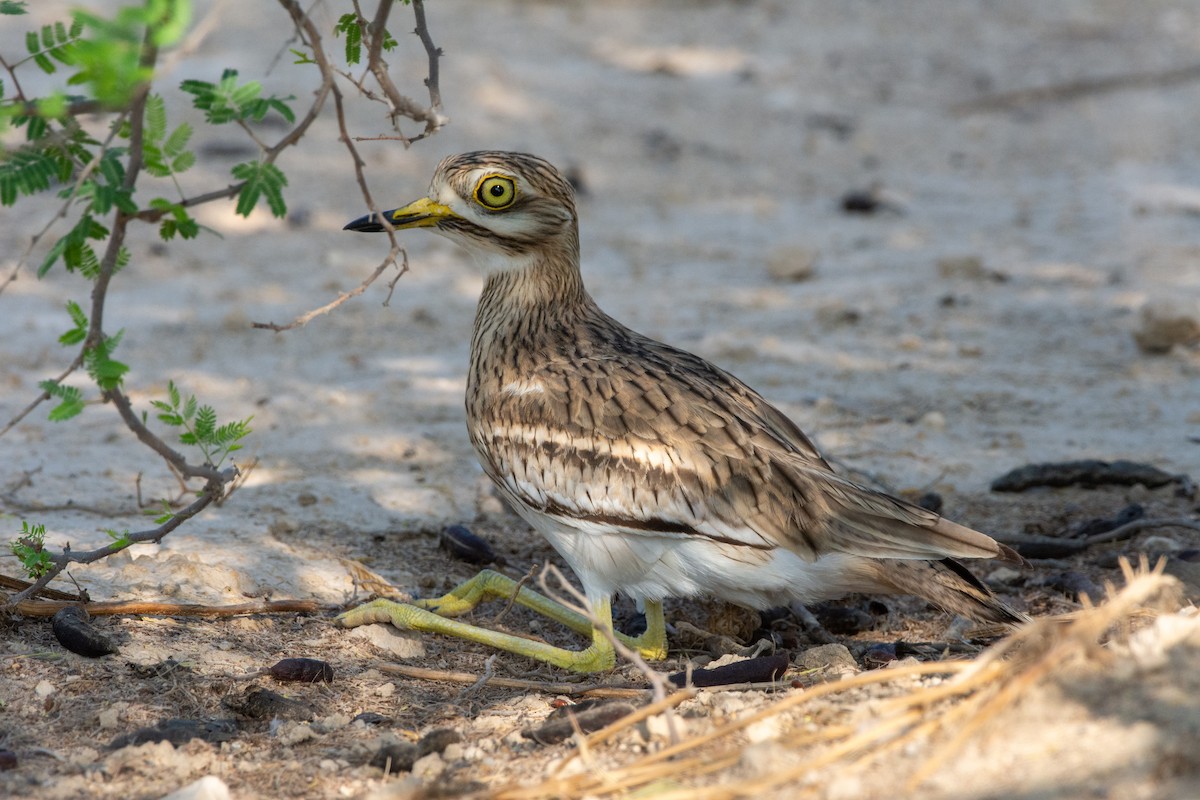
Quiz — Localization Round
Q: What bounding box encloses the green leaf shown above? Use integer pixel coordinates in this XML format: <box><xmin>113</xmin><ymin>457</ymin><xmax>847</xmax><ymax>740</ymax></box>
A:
<box><xmin>39</xmin><ymin>379</ymin><xmax>85</xmax><ymax>421</ymax></box>
<box><xmin>167</xmin><ymin>379</ymin><xmax>181</xmax><ymax>409</ymax></box>
<box><xmin>144</xmin><ymin>94</ymin><xmax>167</xmax><ymax>143</ymax></box>
<box><xmin>164</xmin><ymin>122</ymin><xmax>192</xmax><ymax>156</ymax></box>
<box><xmin>194</xmin><ymin>405</ymin><xmax>216</xmax><ymax>441</ymax></box>
<box><xmin>231</xmin><ymin>160</ymin><xmax>287</xmax><ymax>217</ymax></box>
<box><xmin>182</xmin><ymin>393</ymin><xmax>197</xmax><ymax>421</ymax></box>
<box><xmin>334</xmin><ymin>14</ymin><xmax>362</xmax><ymax>65</ymax></box>
<box><xmin>1</xmin><ymin>2</ymin><xmax>29</xmax><ymax>15</ymax></box>
<box><xmin>0</xmin><ymin>148</ymin><xmax>60</xmax><ymax>206</ymax></box>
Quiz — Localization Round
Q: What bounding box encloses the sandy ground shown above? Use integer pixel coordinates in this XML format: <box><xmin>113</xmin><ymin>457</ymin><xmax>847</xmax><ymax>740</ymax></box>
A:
<box><xmin>2</xmin><ymin>1</ymin><xmax>1199</xmax><ymax>798</ymax></box>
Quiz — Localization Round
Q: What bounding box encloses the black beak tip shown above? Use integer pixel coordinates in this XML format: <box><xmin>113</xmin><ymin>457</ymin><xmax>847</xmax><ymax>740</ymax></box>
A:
<box><xmin>343</xmin><ymin>212</ymin><xmax>385</xmax><ymax>232</ymax></box>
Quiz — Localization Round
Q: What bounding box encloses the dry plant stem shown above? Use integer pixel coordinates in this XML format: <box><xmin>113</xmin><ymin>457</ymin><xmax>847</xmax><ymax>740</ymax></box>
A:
<box><xmin>1083</xmin><ymin>516</ymin><xmax>1200</xmax><ymax>546</ymax></box>
<box><xmin>8</xmin><ymin>597</ymin><xmax>319</xmax><ymax>618</ymax></box>
<box><xmin>376</xmin><ymin>663</ymin><xmax>648</xmax><ymax>699</ymax></box>
<box><xmin>7</xmin><ymin>474</ymin><xmax>231</xmax><ymax>606</ymax></box>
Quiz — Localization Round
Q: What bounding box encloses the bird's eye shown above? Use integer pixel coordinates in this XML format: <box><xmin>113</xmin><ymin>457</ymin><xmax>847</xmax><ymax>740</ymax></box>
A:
<box><xmin>475</xmin><ymin>175</ymin><xmax>517</xmax><ymax>210</ymax></box>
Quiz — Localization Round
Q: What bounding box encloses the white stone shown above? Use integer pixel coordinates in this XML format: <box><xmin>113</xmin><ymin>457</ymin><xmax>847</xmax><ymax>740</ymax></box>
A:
<box><xmin>159</xmin><ymin>776</ymin><xmax>232</xmax><ymax>800</ymax></box>
<box><xmin>348</xmin><ymin>623</ymin><xmax>427</xmax><ymax>659</ymax></box>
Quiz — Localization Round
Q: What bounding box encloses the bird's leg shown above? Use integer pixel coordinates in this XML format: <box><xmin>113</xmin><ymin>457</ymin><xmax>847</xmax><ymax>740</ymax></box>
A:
<box><xmin>338</xmin><ymin>569</ymin><xmax>670</xmax><ymax>667</ymax></box>
<box><xmin>411</xmin><ymin>568</ymin><xmax>594</xmax><ymax>634</ymax></box>
<box><xmin>338</xmin><ymin>591</ymin><xmax>618</xmax><ymax>673</ymax></box>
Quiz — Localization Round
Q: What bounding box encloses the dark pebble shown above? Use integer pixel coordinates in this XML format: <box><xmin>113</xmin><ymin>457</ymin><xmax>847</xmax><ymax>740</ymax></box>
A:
<box><xmin>668</xmin><ymin>652</ymin><xmax>791</xmax><ymax>688</ymax></box>
<box><xmin>523</xmin><ymin>700</ymin><xmax>636</xmax><ymax>745</ymax></box>
<box><xmin>109</xmin><ymin>718</ymin><xmax>237</xmax><ymax>749</ymax></box>
<box><xmin>439</xmin><ymin>525</ymin><xmax>497</xmax><ymax>565</ymax></box>
<box><xmin>1038</xmin><ymin>571</ymin><xmax>1106</xmax><ymax>603</ymax></box>
<box><xmin>370</xmin><ymin>741</ymin><xmax>418</xmax><ymax>773</ymax></box>
<box><xmin>223</xmin><ymin>687</ymin><xmax>314</xmax><ymax>721</ymax></box>
<box><xmin>840</xmin><ymin>189</ymin><xmax>883</xmax><ymax>214</ymax></box>
<box><xmin>812</xmin><ymin>605</ymin><xmax>876</xmax><ymax>635</ymax></box>
<box><xmin>352</xmin><ymin>711</ymin><xmax>392</xmax><ymax>726</ymax></box>
<box><xmin>991</xmin><ymin>460</ymin><xmax>1182</xmax><ymax>492</ymax></box>
<box><xmin>52</xmin><ymin>606</ymin><xmax>118</xmax><ymax>658</ymax></box>
<box><xmin>862</xmin><ymin>643</ymin><xmax>898</xmax><ymax>668</ymax></box>
<box><xmin>417</xmin><ymin>727</ymin><xmax>463</xmax><ymax>757</ymax></box>
<box><xmin>269</xmin><ymin>658</ymin><xmax>334</xmax><ymax>684</ymax></box>
<box><xmin>0</xmin><ymin>749</ymin><xmax>16</xmax><ymax>771</ymax></box>
<box><xmin>1176</xmin><ymin>549</ymin><xmax>1200</xmax><ymax>563</ymax></box>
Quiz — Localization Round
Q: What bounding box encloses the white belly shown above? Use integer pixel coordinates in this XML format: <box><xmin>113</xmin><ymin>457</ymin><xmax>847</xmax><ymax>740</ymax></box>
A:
<box><xmin>521</xmin><ymin>509</ymin><xmax>872</xmax><ymax>610</ymax></box>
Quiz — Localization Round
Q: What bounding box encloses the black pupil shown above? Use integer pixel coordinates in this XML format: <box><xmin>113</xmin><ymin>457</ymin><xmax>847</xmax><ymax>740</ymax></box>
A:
<box><xmin>489</xmin><ymin>183</ymin><xmax>505</xmax><ymax>197</ymax></box>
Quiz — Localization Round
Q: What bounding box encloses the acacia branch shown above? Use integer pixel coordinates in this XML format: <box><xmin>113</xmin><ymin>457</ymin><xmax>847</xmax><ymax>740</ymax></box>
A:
<box><xmin>8</xmin><ymin>473</ymin><xmax>233</xmax><ymax>606</ymax></box>
<box><xmin>361</xmin><ymin>0</ymin><xmax>447</xmax><ymax>143</ymax></box>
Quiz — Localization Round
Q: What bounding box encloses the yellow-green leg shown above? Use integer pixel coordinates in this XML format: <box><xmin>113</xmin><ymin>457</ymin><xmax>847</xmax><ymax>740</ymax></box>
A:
<box><xmin>338</xmin><ymin>568</ymin><xmax>668</xmax><ymax>671</ymax></box>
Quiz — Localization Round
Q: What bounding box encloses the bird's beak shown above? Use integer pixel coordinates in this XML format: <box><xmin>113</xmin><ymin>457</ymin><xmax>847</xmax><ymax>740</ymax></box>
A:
<box><xmin>343</xmin><ymin>197</ymin><xmax>455</xmax><ymax>232</ymax></box>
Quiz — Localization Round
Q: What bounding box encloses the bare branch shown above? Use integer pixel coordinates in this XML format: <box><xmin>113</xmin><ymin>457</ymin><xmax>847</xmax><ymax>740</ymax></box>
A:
<box><xmin>7</xmin><ymin>472</ymin><xmax>234</xmax><ymax>605</ymax></box>
<box><xmin>251</xmin><ymin>254</ymin><xmax>402</xmax><ymax>331</ymax></box>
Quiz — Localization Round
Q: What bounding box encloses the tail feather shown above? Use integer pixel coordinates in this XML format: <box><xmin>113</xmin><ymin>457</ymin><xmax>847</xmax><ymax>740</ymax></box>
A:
<box><xmin>866</xmin><ymin>557</ymin><xmax>1028</xmax><ymax>626</ymax></box>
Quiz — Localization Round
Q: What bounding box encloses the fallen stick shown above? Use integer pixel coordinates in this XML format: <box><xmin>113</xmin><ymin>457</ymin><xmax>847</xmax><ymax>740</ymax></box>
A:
<box><xmin>377</xmin><ymin>662</ymin><xmax>649</xmax><ymax>698</ymax></box>
<box><xmin>9</xmin><ymin>598</ymin><xmax>320</xmax><ymax>618</ymax></box>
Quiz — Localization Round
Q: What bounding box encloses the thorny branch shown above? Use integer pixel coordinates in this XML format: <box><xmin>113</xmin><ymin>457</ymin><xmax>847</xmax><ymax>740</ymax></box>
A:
<box><xmin>346</xmin><ymin>0</ymin><xmax>447</xmax><ymax>145</ymax></box>
<box><xmin>2</xmin><ymin>1</ymin><xmax>444</xmax><ymax>603</ymax></box>
<box><xmin>8</xmin><ymin>473</ymin><xmax>233</xmax><ymax>605</ymax></box>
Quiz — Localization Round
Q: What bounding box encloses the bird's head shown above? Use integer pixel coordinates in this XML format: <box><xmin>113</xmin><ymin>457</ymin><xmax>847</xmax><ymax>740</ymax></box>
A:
<box><xmin>345</xmin><ymin>151</ymin><xmax>579</xmax><ymax>273</ymax></box>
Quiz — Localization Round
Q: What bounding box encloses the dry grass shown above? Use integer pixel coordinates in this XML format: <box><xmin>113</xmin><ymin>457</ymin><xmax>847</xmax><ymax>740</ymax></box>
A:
<box><xmin>494</xmin><ymin>557</ymin><xmax>1188</xmax><ymax>800</ymax></box>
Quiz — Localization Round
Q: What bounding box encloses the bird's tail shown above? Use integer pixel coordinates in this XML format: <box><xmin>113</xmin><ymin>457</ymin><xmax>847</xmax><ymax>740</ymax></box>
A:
<box><xmin>865</xmin><ymin>557</ymin><xmax>1028</xmax><ymax>625</ymax></box>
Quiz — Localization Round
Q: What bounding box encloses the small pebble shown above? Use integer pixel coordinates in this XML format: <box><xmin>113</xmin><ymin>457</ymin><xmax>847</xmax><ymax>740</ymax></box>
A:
<box><xmin>1133</xmin><ymin>298</ymin><xmax>1200</xmax><ymax>354</ymax></box>
<box><xmin>370</xmin><ymin>741</ymin><xmax>418</xmax><ymax>773</ymax></box>
<box><xmin>108</xmin><ymin>718</ymin><xmax>237</xmax><ymax>750</ymax></box>
<box><xmin>439</xmin><ymin>525</ymin><xmax>497</xmax><ymax>565</ymax></box>
<box><xmin>811</xmin><ymin>606</ymin><xmax>874</xmax><ymax>636</ymax></box>
<box><xmin>0</xmin><ymin>749</ymin><xmax>17</xmax><ymax>771</ymax></box>
<box><xmin>52</xmin><ymin>606</ymin><xmax>118</xmax><ymax>658</ymax></box>
<box><xmin>352</xmin><ymin>711</ymin><xmax>392</xmax><ymax>727</ymax></box>
<box><xmin>862</xmin><ymin>643</ymin><xmax>898</xmax><ymax>668</ymax></box>
<box><xmin>223</xmin><ymin>687</ymin><xmax>314</xmax><ymax>722</ymax></box>
<box><xmin>766</xmin><ymin>245</ymin><xmax>819</xmax><ymax>283</ymax></box>
<box><xmin>268</xmin><ymin>657</ymin><xmax>334</xmax><ymax>684</ymax></box>
<box><xmin>796</xmin><ymin>643</ymin><xmax>858</xmax><ymax>678</ymax></box>
<box><xmin>523</xmin><ymin>701</ymin><xmax>636</xmax><ymax>745</ymax></box>
<box><xmin>160</xmin><ymin>775</ymin><xmax>232</xmax><ymax>800</ymax></box>
<box><xmin>417</xmin><ymin>728</ymin><xmax>463</xmax><ymax>757</ymax></box>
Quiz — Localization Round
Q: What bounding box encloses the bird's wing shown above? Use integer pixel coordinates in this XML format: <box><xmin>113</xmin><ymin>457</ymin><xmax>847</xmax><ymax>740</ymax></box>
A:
<box><xmin>471</xmin><ymin>332</ymin><xmax>1015</xmax><ymax>564</ymax></box>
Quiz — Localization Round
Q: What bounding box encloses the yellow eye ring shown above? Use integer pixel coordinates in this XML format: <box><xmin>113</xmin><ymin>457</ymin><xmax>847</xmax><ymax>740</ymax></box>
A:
<box><xmin>475</xmin><ymin>175</ymin><xmax>517</xmax><ymax>210</ymax></box>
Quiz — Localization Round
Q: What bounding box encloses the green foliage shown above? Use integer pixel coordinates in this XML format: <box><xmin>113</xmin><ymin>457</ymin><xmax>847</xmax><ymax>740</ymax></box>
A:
<box><xmin>141</xmin><ymin>94</ymin><xmax>196</xmax><ymax>178</ymax></box>
<box><xmin>1</xmin><ymin>1</ymin><xmax>29</xmax><ymax>16</ymax></box>
<box><xmin>58</xmin><ymin>300</ymin><xmax>88</xmax><ymax>345</ymax></box>
<box><xmin>151</xmin><ymin>380</ymin><xmax>252</xmax><ymax>467</ymax></box>
<box><xmin>232</xmin><ymin>160</ymin><xmax>288</xmax><ymax>217</ymax></box>
<box><xmin>0</xmin><ymin>146</ymin><xmax>74</xmax><ymax>206</ymax></box>
<box><xmin>71</xmin><ymin>0</ymin><xmax>191</xmax><ymax>108</ymax></box>
<box><xmin>104</xmin><ymin>528</ymin><xmax>132</xmax><ymax>548</ymax></box>
<box><xmin>38</xmin><ymin>379</ymin><xmax>85</xmax><ymax>421</ymax></box>
<box><xmin>146</xmin><ymin>499</ymin><xmax>176</xmax><ymax>525</ymax></box>
<box><xmin>21</xmin><ymin>17</ymin><xmax>82</xmax><ymax>75</ymax></box>
<box><xmin>11</xmin><ymin>521</ymin><xmax>54</xmax><ymax>579</ymax></box>
<box><xmin>84</xmin><ymin>330</ymin><xmax>129</xmax><ymax>392</ymax></box>
<box><xmin>180</xmin><ymin>68</ymin><xmax>295</xmax><ymax>125</ymax></box>
<box><xmin>148</xmin><ymin>198</ymin><xmax>200</xmax><ymax>240</ymax></box>
<box><xmin>334</xmin><ymin>13</ymin><xmax>397</xmax><ymax>66</ymax></box>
